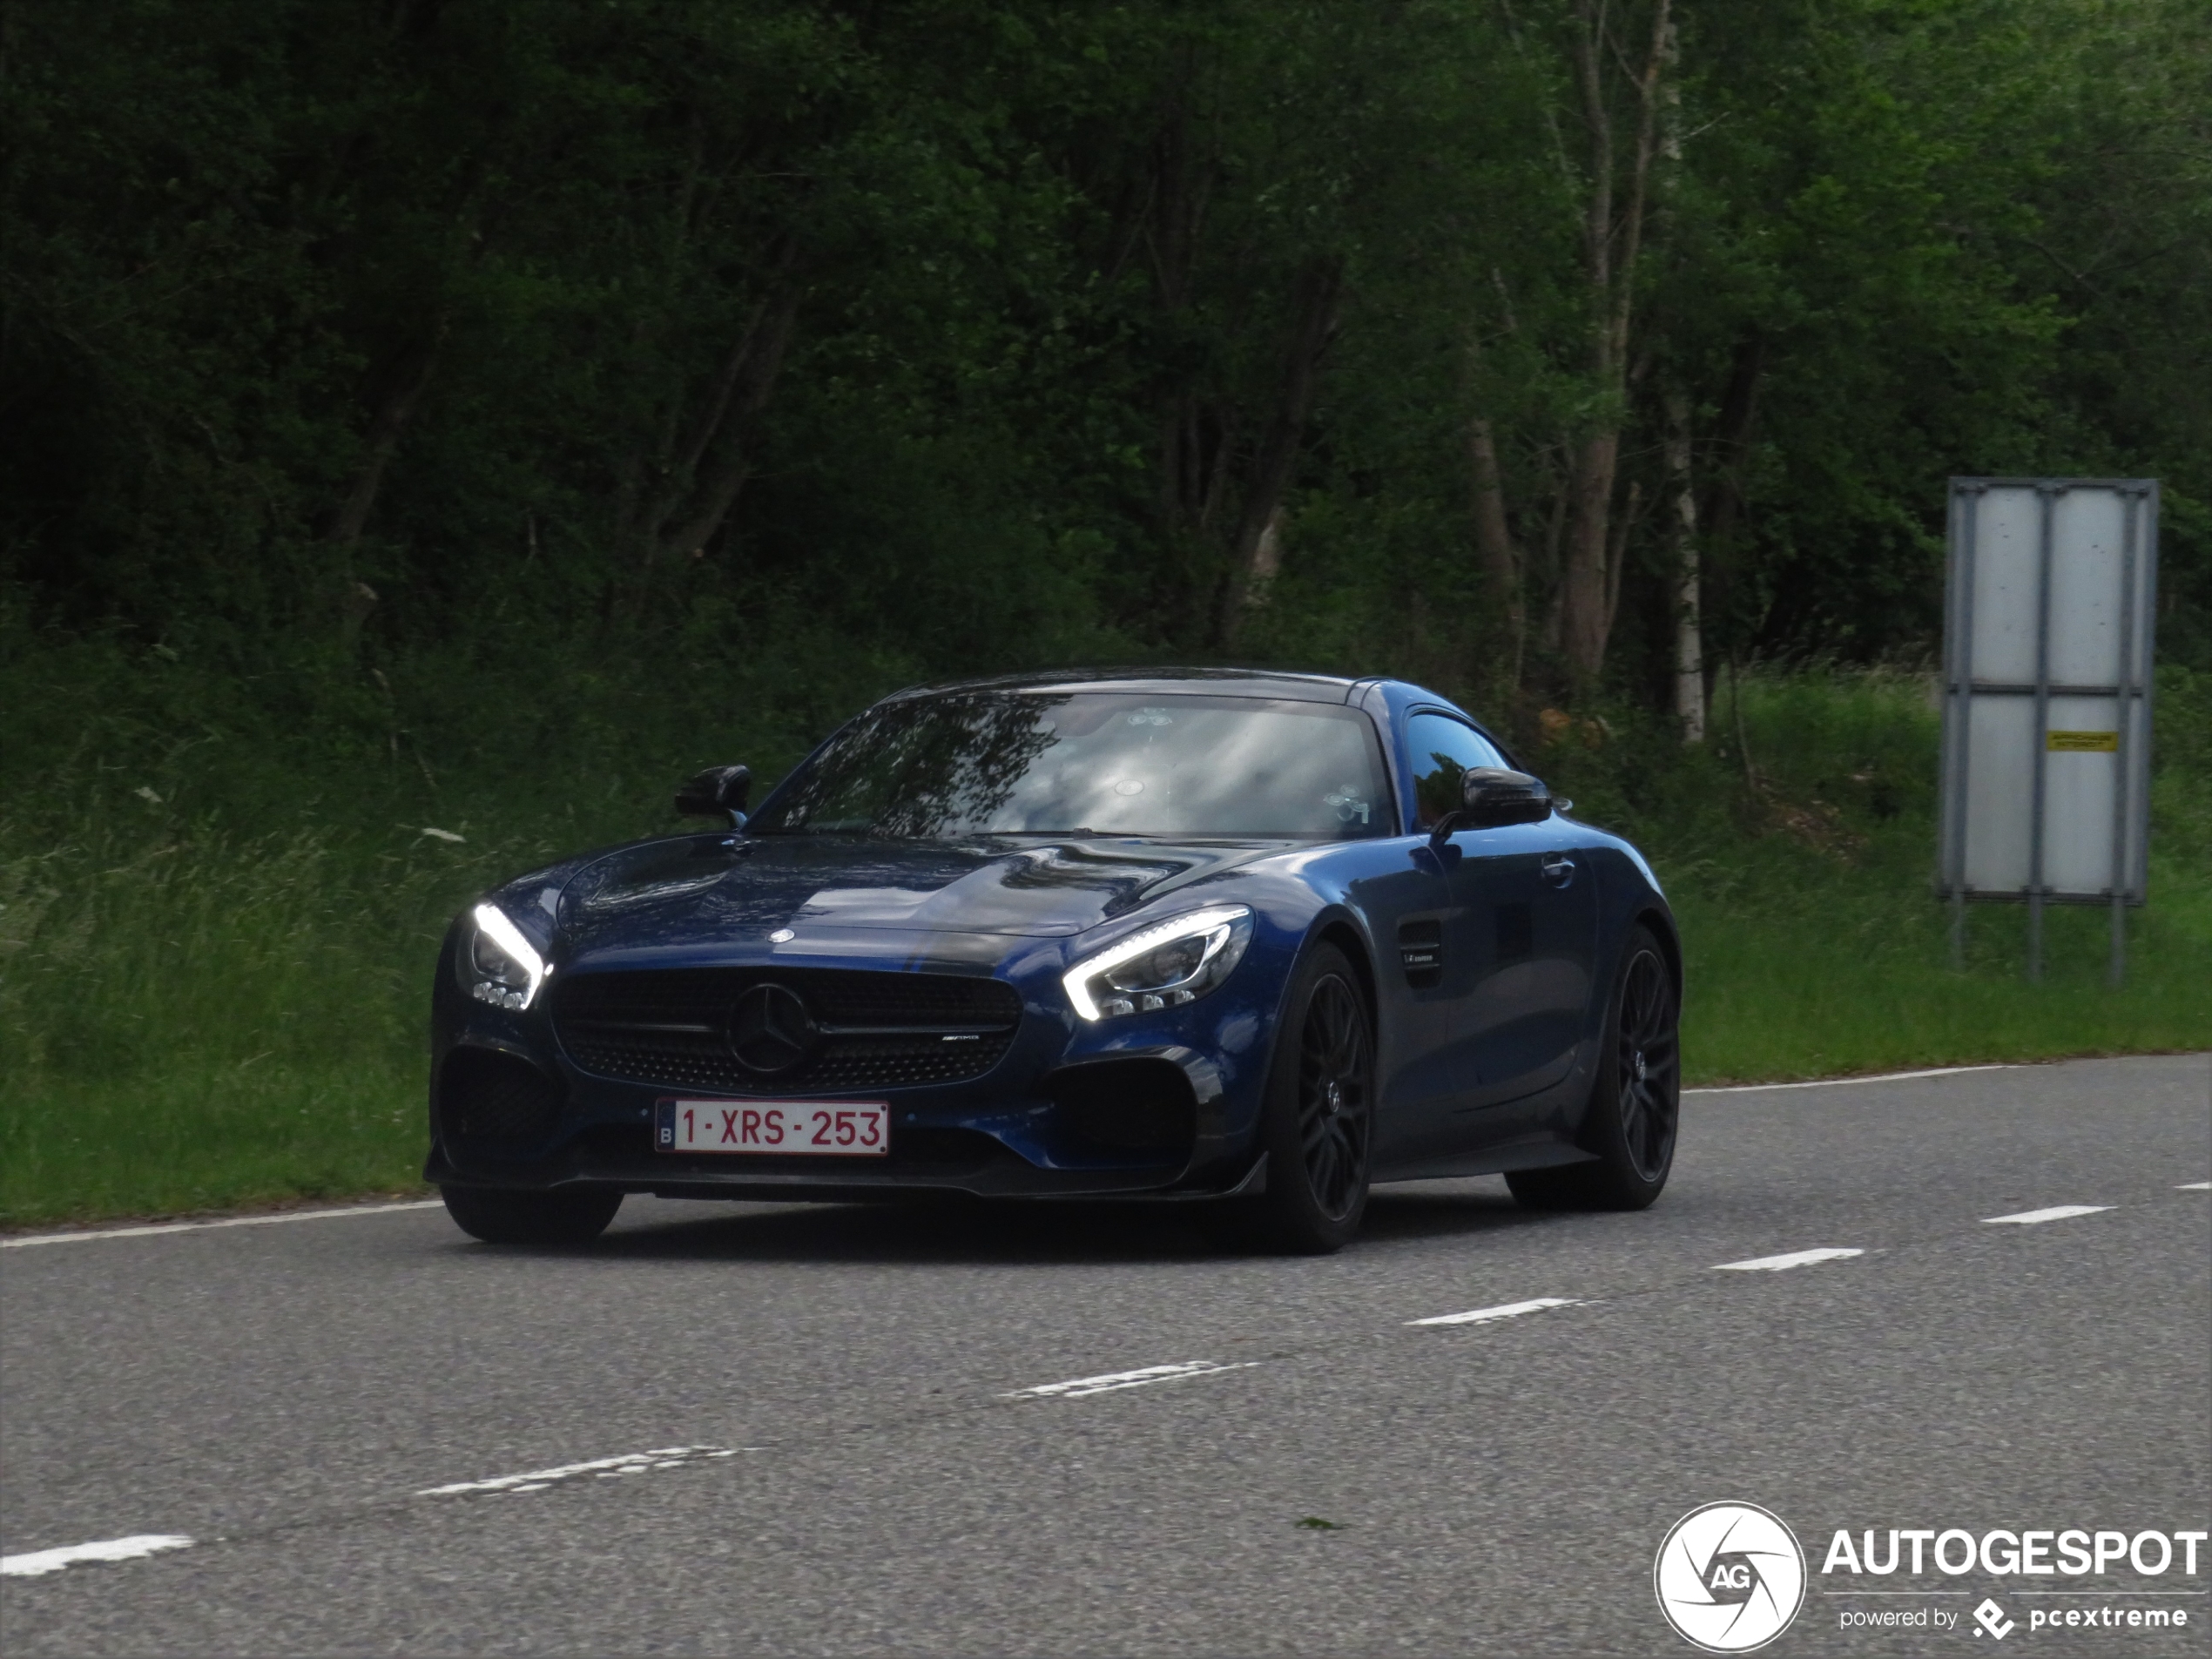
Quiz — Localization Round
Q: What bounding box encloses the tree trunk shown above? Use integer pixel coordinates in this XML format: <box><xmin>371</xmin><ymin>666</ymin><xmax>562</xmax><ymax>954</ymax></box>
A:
<box><xmin>1665</xmin><ymin>388</ymin><xmax>1704</xmax><ymax>740</ymax></box>
<box><xmin>1555</xmin><ymin>0</ymin><xmax>1670</xmax><ymax>688</ymax></box>
<box><xmin>1537</xmin><ymin>469</ymin><xmax>1569</xmax><ymax>658</ymax></box>
<box><xmin>1696</xmin><ymin>328</ymin><xmax>1764</xmax><ymax>556</ymax></box>
<box><xmin>1604</xmin><ymin>475</ymin><xmax>1641</xmax><ymax>646</ymax></box>
<box><xmin>1558</xmin><ymin>430</ymin><xmax>1618</xmax><ymax>678</ymax></box>
<box><xmin>658</xmin><ymin>283</ymin><xmax>801</xmax><ymax>564</ymax></box>
<box><xmin>1695</xmin><ymin>329</ymin><xmax>1765</xmax><ymax>706</ymax></box>
<box><xmin>1467</xmin><ymin>413</ymin><xmax>1523</xmax><ymax>681</ymax></box>
<box><xmin>325</xmin><ymin>321</ymin><xmax>447</xmax><ymax>554</ymax></box>
<box><xmin>1217</xmin><ymin>255</ymin><xmax>1341</xmax><ymax>649</ymax></box>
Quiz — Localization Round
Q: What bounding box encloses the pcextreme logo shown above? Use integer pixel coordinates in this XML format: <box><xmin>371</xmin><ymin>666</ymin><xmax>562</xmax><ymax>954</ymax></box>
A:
<box><xmin>1655</xmin><ymin>1501</ymin><xmax>1809</xmax><ymax>1653</ymax></box>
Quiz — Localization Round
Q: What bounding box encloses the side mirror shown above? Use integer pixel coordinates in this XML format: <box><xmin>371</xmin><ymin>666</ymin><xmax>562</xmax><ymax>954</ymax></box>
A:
<box><xmin>1430</xmin><ymin>766</ymin><xmax>1556</xmax><ymax>844</ymax></box>
<box><xmin>674</xmin><ymin>764</ymin><xmax>752</xmax><ymax>827</ymax></box>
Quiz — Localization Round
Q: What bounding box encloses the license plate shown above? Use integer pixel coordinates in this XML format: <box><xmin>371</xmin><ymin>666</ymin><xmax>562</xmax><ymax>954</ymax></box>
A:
<box><xmin>655</xmin><ymin>1099</ymin><xmax>889</xmax><ymax>1157</ymax></box>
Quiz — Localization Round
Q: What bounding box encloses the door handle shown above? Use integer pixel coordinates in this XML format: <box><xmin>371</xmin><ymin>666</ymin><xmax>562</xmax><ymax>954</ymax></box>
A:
<box><xmin>1540</xmin><ymin>854</ymin><xmax>1575</xmax><ymax>887</ymax></box>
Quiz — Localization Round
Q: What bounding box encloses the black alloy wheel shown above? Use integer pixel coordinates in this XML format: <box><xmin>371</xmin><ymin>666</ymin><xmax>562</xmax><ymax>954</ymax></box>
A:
<box><xmin>1614</xmin><ymin>942</ymin><xmax>1678</xmax><ymax>1182</ymax></box>
<box><xmin>1506</xmin><ymin>922</ymin><xmax>1678</xmax><ymax>1211</ymax></box>
<box><xmin>1229</xmin><ymin>942</ymin><xmax>1375</xmax><ymax>1253</ymax></box>
<box><xmin>1298</xmin><ymin>970</ymin><xmax>1372</xmax><ymax>1220</ymax></box>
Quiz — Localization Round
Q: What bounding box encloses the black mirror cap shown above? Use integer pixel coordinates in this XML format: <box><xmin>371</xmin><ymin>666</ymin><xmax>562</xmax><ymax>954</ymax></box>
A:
<box><xmin>674</xmin><ymin>764</ymin><xmax>752</xmax><ymax>825</ymax></box>
<box><xmin>1433</xmin><ymin>766</ymin><xmax>1553</xmax><ymax>840</ymax></box>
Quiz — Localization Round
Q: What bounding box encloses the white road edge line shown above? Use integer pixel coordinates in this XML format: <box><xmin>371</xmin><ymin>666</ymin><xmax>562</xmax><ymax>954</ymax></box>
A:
<box><xmin>418</xmin><ymin>1446</ymin><xmax>744</xmax><ymax>1497</ymax></box>
<box><xmin>2</xmin><ymin>1535</ymin><xmax>194</xmax><ymax>1578</ymax></box>
<box><xmin>1714</xmin><ymin>1247</ymin><xmax>1866</xmax><ymax>1271</ymax></box>
<box><xmin>3</xmin><ymin>1201</ymin><xmax>445</xmax><ymax>1249</ymax></box>
<box><xmin>1981</xmin><ymin>1204</ymin><xmax>2114</xmax><ymax>1225</ymax></box>
<box><xmin>1409</xmin><ymin>1297</ymin><xmax>1581</xmax><ymax>1327</ymax></box>
<box><xmin>1006</xmin><ymin>1360</ymin><xmax>1257</xmax><ymax>1399</ymax></box>
<box><xmin>1685</xmin><ymin>1064</ymin><xmax>2010</xmax><ymax>1096</ymax></box>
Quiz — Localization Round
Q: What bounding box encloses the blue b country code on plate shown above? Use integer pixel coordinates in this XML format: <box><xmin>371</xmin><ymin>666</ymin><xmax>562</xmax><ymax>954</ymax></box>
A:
<box><xmin>655</xmin><ymin>1098</ymin><xmax>890</xmax><ymax>1156</ymax></box>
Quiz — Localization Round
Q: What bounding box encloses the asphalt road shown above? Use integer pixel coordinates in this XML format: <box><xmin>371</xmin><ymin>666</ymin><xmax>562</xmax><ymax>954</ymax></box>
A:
<box><xmin>3</xmin><ymin>1053</ymin><xmax>2207</xmax><ymax>1657</ymax></box>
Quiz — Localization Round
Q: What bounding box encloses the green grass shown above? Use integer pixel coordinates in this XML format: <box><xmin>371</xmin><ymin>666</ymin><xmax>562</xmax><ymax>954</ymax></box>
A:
<box><xmin>3</xmin><ymin>650</ymin><xmax>2207</xmax><ymax>1227</ymax></box>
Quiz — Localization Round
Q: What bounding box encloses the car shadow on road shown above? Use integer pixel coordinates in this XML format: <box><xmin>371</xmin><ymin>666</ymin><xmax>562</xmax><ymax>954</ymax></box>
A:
<box><xmin>511</xmin><ymin>1177</ymin><xmax>1554</xmax><ymax>1266</ymax></box>
<box><xmin>1364</xmin><ymin>1182</ymin><xmax>1552</xmax><ymax>1243</ymax></box>
<box><xmin>580</xmin><ymin>1197</ymin><xmax>1221</xmax><ymax>1265</ymax></box>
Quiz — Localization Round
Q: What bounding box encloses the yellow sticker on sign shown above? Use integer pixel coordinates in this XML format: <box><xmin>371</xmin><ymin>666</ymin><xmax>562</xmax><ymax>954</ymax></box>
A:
<box><xmin>2047</xmin><ymin>730</ymin><xmax>2119</xmax><ymax>752</ymax></box>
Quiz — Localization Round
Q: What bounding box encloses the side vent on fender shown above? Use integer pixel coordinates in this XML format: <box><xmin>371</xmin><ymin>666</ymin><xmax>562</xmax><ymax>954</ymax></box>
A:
<box><xmin>1398</xmin><ymin>919</ymin><xmax>1443</xmax><ymax>989</ymax></box>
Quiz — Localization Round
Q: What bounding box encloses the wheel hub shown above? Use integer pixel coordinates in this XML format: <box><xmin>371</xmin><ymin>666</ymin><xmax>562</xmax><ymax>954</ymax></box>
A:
<box><xmin>1323</xmin><ymin>1079</ymin><xmax>1344</xmax><ymax>1116</ymax></box>
<box><xmin>1632</xmin><ymin>1049</ymin><xmax>1648</xmax><ymax>1083</ymax></box>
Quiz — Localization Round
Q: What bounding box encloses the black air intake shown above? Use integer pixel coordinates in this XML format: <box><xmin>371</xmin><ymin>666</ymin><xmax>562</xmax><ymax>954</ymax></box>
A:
<box><xmin>1049</xmin><ymin>1057</ymin><xmax>1197</xmax><ymax>1157</ymax></box>
<box><xmin>438</xmin><ymin>1047</ymin><xmax>563</xmax><ymax>1160</ymax></box>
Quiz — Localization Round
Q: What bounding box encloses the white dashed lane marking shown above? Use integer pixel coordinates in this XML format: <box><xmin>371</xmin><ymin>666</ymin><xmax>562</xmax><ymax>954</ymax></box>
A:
<box><xmin>417</xmin><ymin>1446</ymin><xmax>745</xmax><ymax>1497</ymax></box>
<box><xmin>2</xmin><ymin>1535</ymin><xmax>194</xmax><ymax>1578</ymax></box>
<box><xmin>2178</xmin><ymin>1182</ymin><xmax>2210</xmax><ymax>1190</ymax></box>
<box><xmin>1408</xmin><ymin>1297</ymin><xmax>1581</xmax><ymax>1327</ymax></box>
<box><xmin>1981</xmin><ymin>1204</ymin><xmax>2114</xmax><ymax>1225</ymax></box>
<box><xmin>1005</xmin><ymin>1360</ymin><xmax>1258</xmax><ymax>1399</ymax></box>
<box><xmin>1713</xmin><ymin>1247</ymin><xmax>1866</xmax><ymax>1271</ymax></box>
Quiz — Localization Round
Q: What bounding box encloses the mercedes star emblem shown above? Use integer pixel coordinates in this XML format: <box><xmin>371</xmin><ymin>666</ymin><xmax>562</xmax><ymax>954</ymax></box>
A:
<box><xmin>729</xmin><ymin>982</ymin><xmax>817</xmax><ymax>1074</ymax></box>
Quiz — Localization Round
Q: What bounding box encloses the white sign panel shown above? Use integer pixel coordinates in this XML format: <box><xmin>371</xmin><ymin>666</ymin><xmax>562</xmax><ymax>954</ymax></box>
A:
<box><xmin>1939</xmin><ymin>479</ymin><xmax>2157</xmax><ymax>910</ymax></box>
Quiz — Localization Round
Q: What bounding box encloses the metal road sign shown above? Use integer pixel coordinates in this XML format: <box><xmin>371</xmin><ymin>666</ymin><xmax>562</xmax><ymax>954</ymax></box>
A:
<box><xmin>1939</xmin><ymin>478</ymin><xmax>2158</xmax><ymax>981</ymax></box>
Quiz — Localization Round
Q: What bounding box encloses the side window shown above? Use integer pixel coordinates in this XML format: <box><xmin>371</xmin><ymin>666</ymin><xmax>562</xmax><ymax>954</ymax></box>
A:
<box><xmin>1406</xmin><ymin>712</ymin><xmax>1507</xmax><ymax>830</ymax></box>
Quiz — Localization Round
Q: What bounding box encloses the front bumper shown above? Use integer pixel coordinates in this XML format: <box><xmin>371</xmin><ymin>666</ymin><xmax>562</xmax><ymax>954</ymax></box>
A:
<box><xmin>425</xmin><ymin>925</ymin><xmax>1284</xmax><ymax>1201</ymax></box>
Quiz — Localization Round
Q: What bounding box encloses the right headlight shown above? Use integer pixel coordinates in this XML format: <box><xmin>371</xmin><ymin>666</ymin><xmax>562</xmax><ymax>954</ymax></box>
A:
<box><xmin>459</xmin><ymin>903</ymin><xmax>549</xmax><ymax>1009</ymax></box>
<box><xmin>1062</xmin><ymin>904</ymin><xmax>1252</xmax><ymax>1021</ymax></box>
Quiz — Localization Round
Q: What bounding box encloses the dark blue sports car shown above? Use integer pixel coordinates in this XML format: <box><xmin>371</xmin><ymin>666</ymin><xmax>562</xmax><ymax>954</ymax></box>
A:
<box><xmin>429</xmin><ymin>669</ymin><xmax>1680</xmax><ymax>1252</ymax></box>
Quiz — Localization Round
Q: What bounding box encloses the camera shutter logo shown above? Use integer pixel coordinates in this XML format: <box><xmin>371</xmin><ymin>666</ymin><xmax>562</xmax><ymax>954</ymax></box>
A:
<box><xmin>1654</xmin><ymin>1502</ymin><xmax>1807</xmax><ymax>1652</ymax></box>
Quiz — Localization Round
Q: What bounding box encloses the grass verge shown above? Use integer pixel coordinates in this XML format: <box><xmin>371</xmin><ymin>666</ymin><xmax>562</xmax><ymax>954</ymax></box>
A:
<box><xmin>3</xmin><ymin>654</ymin><xmax>2206</xmax><ymax>1227</ymax></box>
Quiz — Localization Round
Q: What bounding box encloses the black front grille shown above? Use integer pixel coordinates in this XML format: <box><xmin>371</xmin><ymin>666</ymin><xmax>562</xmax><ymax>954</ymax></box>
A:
<box><xmin>552</xmin><ymin>966</ymin><xmax>1022</xmax><ymax>1095</ymax></box>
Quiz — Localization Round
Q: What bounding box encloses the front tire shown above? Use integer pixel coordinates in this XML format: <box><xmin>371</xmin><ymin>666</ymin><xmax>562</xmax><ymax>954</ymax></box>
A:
<box><xmin>441</xmin><ymin>1184</ymin><xmax>624</xmax><ymax>1245</ymax></box>
<box><xmin>1230</xmin><ymin>943</ymin><xmax>1376</xmax><ymax>1254</ymax></box>
<box><xmin>1506</xmin><ymin>923</ymin><xmax>1678</xmax><ymax>1211</ymax></box>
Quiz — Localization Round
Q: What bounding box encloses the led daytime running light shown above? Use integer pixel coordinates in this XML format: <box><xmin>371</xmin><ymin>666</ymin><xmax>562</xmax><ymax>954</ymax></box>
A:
<box><xmin>1062</xmin><ymin>903</ymin><xmax>1251</xmax><ymax>1021</ymax></box>
<box><xmin>469</xmin><ymin>902</ymin><xmax>548</xmax><ymax>1010</ymax></box>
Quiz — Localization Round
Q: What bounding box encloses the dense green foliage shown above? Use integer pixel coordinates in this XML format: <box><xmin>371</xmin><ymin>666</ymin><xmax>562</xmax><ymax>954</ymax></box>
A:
<box><xmin>3</xmin><ymin>2</ymin><xmax>2208</xmax><ymax>1222</ymax></box>
<box><xmin>5</xmin><ymin>0</ymin><xmax>2207</xmax><ymax>704</ymax></box>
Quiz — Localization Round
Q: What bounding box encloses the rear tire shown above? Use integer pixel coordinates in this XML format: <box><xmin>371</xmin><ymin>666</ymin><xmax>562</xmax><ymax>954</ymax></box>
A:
<box><xmin>441</xmin><ymin>1184</ymin><xmax>624</xmax><ymax>1245</ymax></box>
<box><xmin>1505</xmin><ymin>923</ymin><xmax>1677</xmax><ymax>1211</ymax></box>
<box><xmin>1223</xmin><ymin>943</ymin><xmax>1375</xmax><ymax>1254</ymax></box>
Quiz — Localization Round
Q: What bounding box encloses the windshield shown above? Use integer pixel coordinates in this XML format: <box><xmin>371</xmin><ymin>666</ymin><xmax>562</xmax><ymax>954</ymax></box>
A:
<box><xmin>749</xmin><ymin>691</ymin><xmax>1391</xmax><ymax>840</ymax></box>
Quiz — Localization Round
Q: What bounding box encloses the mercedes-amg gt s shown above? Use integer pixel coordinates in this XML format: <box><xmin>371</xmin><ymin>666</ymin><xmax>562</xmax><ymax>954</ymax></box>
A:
<box><xmin>429</xmin><ymin>669</ymin><xmax>1680</xmax><ymax>1252</ymax></box>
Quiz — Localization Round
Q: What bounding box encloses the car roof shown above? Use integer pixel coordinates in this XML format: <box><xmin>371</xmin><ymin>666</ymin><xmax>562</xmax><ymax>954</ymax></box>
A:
<box><xmin>883</xmin><ymin>666</ymin><xmax>1368</xmax><ymax>705</ymax></box>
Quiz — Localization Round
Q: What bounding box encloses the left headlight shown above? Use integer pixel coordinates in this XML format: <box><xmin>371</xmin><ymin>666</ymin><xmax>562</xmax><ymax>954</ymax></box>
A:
<box><xmin>461</xmin><ymin>903</ymin><xmax>549</xmax><ymax>1009</ymax></box>
<box><xmin>1062</xmin><ymin>903</ymin><xmax>1252</xmax><ymax>1021</ymax></box>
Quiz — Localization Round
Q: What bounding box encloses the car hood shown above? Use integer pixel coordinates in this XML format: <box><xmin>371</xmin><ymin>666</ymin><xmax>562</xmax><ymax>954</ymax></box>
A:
<box><xmin>549</xmin><ymin>833</ymin><xmax>1289</xmax><ymax>956</ymax></box>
